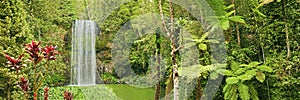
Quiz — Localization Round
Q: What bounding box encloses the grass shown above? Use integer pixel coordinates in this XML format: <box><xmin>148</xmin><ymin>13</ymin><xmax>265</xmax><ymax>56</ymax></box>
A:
<box><xmin>106</xmin><ymin>84</ymin><xmax>155</xmax><ymax>100</ymax></box>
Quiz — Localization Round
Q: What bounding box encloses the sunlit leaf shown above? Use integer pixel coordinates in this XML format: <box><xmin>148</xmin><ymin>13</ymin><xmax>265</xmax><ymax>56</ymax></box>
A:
<box><xmin>256</xmin><ymin>71</ymin><xmax>265</xmax><ymax>82</ymax></box>
<box><xmin>225</xmin><ymin>10</ymin><xmax>236</xmax><ymax>17</ymax></box>
<box><xmin>198</xmin><ymin>43</ymin><xmax>207</xmax><ymax>50</ymax></box>
<box><xmin>257</xmin><ymin>66</ymin><xmax>273</xmax><ymax>72</ymax></box>
<box><xmin>229</xmin><ymin>16</ymin><xmax>246</xmax><ymax>24</ymax></box>
<box><xmin>226</xmin><ymin>77</ymin><xmax>239</xmax><ymax>84</ymax></box>
<box><xmin>221</xmin><ymin>19</ymin><xmax>230</xmax><ymax>30</ymax></box>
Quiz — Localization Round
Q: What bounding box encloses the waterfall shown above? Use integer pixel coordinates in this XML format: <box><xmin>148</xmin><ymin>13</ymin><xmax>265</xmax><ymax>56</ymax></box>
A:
<box><xmin>71</xmin><ymin>20</ymin><xmax>99</xmax><ymax>86</ymax></box>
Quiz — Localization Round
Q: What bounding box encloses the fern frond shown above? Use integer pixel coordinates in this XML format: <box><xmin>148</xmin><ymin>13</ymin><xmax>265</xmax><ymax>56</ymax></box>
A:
<box><xmin>249</xmin><ymin>84</ymin><xmax>259</xmax><ymax>100</ymax></box>
<box><xmin>238</xmin><ymin>83</ymin><xmax>250</xmax><ymax>100</ymax></box>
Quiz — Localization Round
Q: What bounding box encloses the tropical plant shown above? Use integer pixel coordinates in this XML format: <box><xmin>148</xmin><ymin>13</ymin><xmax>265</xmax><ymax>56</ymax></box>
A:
<box><xmin>3</xmin><ymin>40</ymin><xmax>60</xmax><ymax>100</ymax></box>
<box><xmin>221</xmin><ymin>61</ymin><xmax>273</xmax><ymax>100</ymax></box>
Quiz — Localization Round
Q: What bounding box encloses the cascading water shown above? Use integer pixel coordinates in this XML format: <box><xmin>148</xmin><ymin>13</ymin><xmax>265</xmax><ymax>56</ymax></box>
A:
<box><xmin>71</xmin><ymin>20</ymin><xmax>99</xmax><ymax>86</ymax></box>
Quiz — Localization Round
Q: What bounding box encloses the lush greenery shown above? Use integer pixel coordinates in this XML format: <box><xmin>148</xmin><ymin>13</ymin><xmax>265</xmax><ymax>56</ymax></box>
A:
<box><xmin>0</xmin><ymin>0</ymin><xmax>299</xmax><ymax>100</ymax></box>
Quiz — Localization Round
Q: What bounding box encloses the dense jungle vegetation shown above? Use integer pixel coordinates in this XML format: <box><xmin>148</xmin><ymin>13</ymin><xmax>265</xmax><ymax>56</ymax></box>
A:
<box><xmin>0</xmin><ymin>0</ymin><xmax>299</xmax><ymax>100</ymax></box>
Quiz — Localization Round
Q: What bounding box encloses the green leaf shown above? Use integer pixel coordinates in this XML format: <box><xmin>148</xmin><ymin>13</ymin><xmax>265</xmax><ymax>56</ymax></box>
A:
<box><xmin>228</xmin><ymin>16</ymin><xmax>246</xmax><ymax>24</ymax></box>
<box><xmin>252</xmin><ymin>9</ymin><xmax>266</xmax><ymax>17</ymax></box>
<box><xmin>203</xmin><ymin>40</ymin><xmax>219</xmax><ymax>43</ymax></box>
<box><xmin>256</xmin><ymin>71</ymin><xmax>265</xmax><ymax>82</ymax></box>
<box><xmin>231</xmin><ymin>61</ymin><xmax>240</xmax><ymax>71</ymax></box>
<box><xmin>226</xmin><ymin>77</ymin><xmax>239</xmax><ymax>84</ymax></box>
<box><xmin>235</xmin><ymin>68</ymin><xmax>247</xmax><ymax>75</ymax></box>
<box><xmin>249</xmin><ymin>61</ymin><xmax>261</xmax><ymax>67</ymax></box>
<box><xmin>225</xmin><ymin>4</ymin><xmax>235</xmax><ymax>10</ymax></box>
<box><xmin>246</xmin><ymin>69</ymin><xmax>257</xmax><ymax>76</ymax></box>
<box><xmin>225</xmin><ymin>10</ymin><xmax>236</xmax><ymax>17</ymax></box>
<box><xmin>224</xmin><ymin>84</ymin><xmax>238</xmax><ymax>100</ymax></box>
<box><xmin>240</xmin><ymin>64</ymin><xmax>249</xmax><ymax>67</ymax></box>
<box><xmin>221</xmin><ymin>19</ymin><xmax>230</xmax><ymax>30</ymax></box>
<box><xmin>217</xmin><ymin>69</ymin><xmax>233</xmax><ymax>76</ymax></box>
<box><xmin>198</xmin><ymin>43</ymin><xmax>207</xmax><ymax>50</ymax></box>
<box><xmin>238</xmin><ymin>83</ymin><xmax>250</xmax><ymax>100</ymax></box>
<box><xmin>210</xmin><ymin>72</ymin><xmax>219</xmax><ymax>79</ymax></box>
<box><xmin>238</xmin><ymin>74</ymin><xmax>254</xmax><ymax>82</ymax></box>
<box><xmin>249</xmin><ymin>84</ymin><xmax>259</xmax><ymax>100</ymax></box>
<box><xmin>257</xmin><ymin>66</ymin><xmax>273</xmax><ymax>72</ymax></box>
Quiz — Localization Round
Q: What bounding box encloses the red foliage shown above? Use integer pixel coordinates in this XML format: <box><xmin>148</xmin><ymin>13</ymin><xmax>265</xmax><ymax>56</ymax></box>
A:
<box><xmin>19</xmin><ymin>76</ymin><xmax>29</xmax><ymax>92</ymax></box>
<box><xmin>24</xmin><ymin>40</ymin><xmax>43</xmax><ymax>64</ymax></box>
<box><xmin>3</xmin><ymin>53</ymin><xmax>24</xmax><ymax>72</ymax></box>
<box><xmin>64</xmin><ymin>90</ymin><xmax>73</xmax><ymax>100</ymax></box>
<box><xmin>42</xmin><ymin>45</ymin><xmax>60</xmax><ymax>61</ymax></box>
<box><xmin>44</xmin><ymin>86</ymin><xmax>49</xmax><ymax>100</ymax></box>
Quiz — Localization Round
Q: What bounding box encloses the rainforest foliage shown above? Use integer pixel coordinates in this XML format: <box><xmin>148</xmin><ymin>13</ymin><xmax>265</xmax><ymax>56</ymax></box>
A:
<box><xmin>0</xmin><ymin>0</ymin><xmax>299</xmax><ymax>100</ymax></box>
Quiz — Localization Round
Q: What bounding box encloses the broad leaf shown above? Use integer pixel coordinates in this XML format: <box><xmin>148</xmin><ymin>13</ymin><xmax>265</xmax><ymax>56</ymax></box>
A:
<box><xmin>221</xmin><ymin>19</ymin><xmax>230</xmax><ymax>30</ymax></box>
<box><xmin>245</xmin><ymin>69</ymin><xmax>257</xmax><ymax>76</ymax></box>
<box><xmin>198</xmin><ymin>43</ymin><xmax>207</xmax><ymax>50</ymax></box>
<box><xmin>238</xmin><ymin>74</ymin><xmax>254</xmax><ymax>82</ymax></box>
<box><xmin>231</xmin><ymin>61</ymin><xmax>240</xmax><ymax>71</ymax></box>
<box><xmin>226</xmin><ymin>77</ymin><xmax>239</xmax><ymax>84</ymax></box>
<box><xmin>256</xmin><ymin>71</ymin><xmax>266</xmax><ymax>82</ymax></box>
<box><xmin>235</xmin><ymin>68</ymin><xmax>247</xmax><ymax>75</ymax></box>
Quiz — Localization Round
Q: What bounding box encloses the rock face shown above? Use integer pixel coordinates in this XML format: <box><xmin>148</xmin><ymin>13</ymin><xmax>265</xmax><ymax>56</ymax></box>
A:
<box><xmin>71</xmin><ymin>20</ymin><xmax>100</xmax><ymax>85</ymax></box>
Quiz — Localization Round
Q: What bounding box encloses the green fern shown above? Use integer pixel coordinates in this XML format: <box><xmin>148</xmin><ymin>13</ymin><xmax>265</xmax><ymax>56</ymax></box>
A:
<box><xmin>222</xmin><ymin>61</ymin><xmax>273</xmax><ymax>100</ymax></box>
<box><xmin>238</xmin><ymin>83</ymin><xmax>250</xmax><ymax>100</ymax></box>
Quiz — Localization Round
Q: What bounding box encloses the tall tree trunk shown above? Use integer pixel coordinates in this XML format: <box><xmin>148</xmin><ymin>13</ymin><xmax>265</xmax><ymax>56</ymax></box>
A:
<box><xmin>158</xmin><ymin>0</ymin><xmax>179</xmax><ymax>99</ymax></box>
<box><xmin>154</xmin><ymin>32</ymin><xmax>161</xmax><ymax>100</ymax></box>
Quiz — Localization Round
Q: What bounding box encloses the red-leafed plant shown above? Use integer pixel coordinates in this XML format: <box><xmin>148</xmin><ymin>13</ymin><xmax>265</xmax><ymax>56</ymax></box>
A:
<box><xmin>43</xmin><ymin>86</ymin><xmax>49</xmax><ymax>100</ymax></box>
<box><xmin>64</xmin><ymin>90</ymin><xmax>73</xmax><ymax>100</ymax></box>
<box><xmin>3</xmin><ymin>40</ymin><xmax>60</xmax><ymax>100</ymax></box>
<box><xmin>3</xmin><ymin>53</ymin><xmax>25</xmax><ymax>73</ymax></box>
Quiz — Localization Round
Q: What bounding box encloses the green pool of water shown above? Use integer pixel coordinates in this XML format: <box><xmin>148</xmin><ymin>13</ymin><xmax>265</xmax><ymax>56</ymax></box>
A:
<box><xmin>49</xmin><ymin>84</ymin><xmax>155</xmax><ymax>100</ymax></box>
<box><xmin>106</xmin><ymin>84</ymin><xmax>155</xmax><ymax>100</ymax></box>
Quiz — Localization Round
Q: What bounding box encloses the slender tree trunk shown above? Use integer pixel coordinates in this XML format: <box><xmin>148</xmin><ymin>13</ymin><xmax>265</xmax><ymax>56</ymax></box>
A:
<box><xmin>232</xmin><ymin>0</ymin><xmax>240</xmax><ymax>46</ymax></box>
<box><xmin>154</xmin><ymin>33</ymin><xmax>161</xmax><ymax>100</ymax></box>
<box><xmin>168</xmin><ymin>0</ymin><xmax>179</xmax><ymax>100</ymax></box>
<box><xmin>7</xmin><ymin>79</ymin><xmax>11</xmax><ymax>100</ymax></box>
<box><xmin>196</xmin><ymin>77</ymin><xmax>202</xmax><ymax>100</ymax></box>
<box><xmin>281</xmin><ymin>0</ymin><xmax>290</xmax><ymax>59</ymax></box>
<box><xmin>158</xmin><ymin>0</ymin><xmax>179</xmax><ymax>99</ymax></box>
